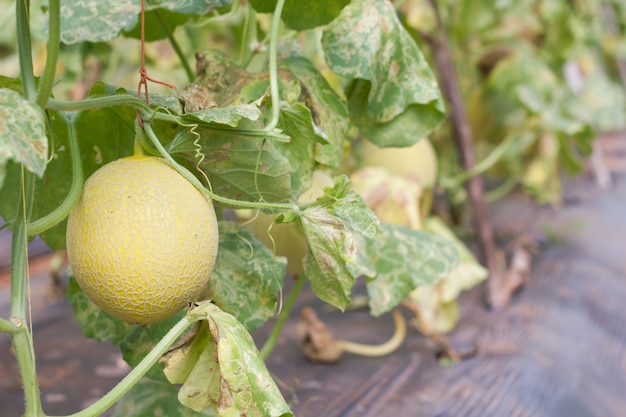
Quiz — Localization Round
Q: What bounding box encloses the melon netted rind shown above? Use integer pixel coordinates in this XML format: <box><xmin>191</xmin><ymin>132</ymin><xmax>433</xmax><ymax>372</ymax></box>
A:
<box><xmin>66</xmin><ymin>156</ymin><xmax>219</xmax><ymax>325</ymax></box>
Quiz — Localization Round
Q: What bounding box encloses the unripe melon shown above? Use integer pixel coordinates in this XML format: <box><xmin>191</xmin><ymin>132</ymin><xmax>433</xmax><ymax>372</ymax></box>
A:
<box><xmin>245</xmin><ymin>171</ymin><xmax>334</xmax><ymax>276</ymax></box>
<box><xmin>361</xmin><ymin>138</ymin><xmax>438</xmax><ymax>188</ymax></box>
<box><xmin>66</xmin><ymin>156</ymin><xmax>219</xmax><ymax>325</ymax></box>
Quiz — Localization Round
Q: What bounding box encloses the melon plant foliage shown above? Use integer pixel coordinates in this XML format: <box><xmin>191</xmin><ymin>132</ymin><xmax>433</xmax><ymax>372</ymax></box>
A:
<box><xmin>0</xmin><ymin>0</ymin><xmax>461</xmax><ymax>416</ymax></box>
<box><xmin>2</xmin><ymin>0</ymin><xmax>625</xmax><ymax>415</ymax></box>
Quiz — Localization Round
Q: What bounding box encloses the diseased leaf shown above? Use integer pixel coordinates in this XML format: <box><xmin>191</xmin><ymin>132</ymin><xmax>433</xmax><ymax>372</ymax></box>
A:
<box><xmin>249</xmin><ymin>0</ymin><xmax>350</xmax><ymax>30</ymax></box>
<box><xmin>66</xmin><ymin>277</ymin><xmax>135</xmax><ymax>345</ymax></box>
<box><xmin>111</xmin><ymin>378</ymin><xmax>217</xmax><ymax>417</ymax></box>
<box><xmin>207</xmin><ymin>222</ymin><xmax>286</xmax><ymax>332</ymax></box>
<box><xmin>161</xmin><ymin>304</ymin><xmax>292</xmax><ymax>416</ymax></box>
<box><xmin>169</xmin><ymin>123</ymin><xmax>293</xmax><ymax>204</ymax></box>
<box><xmin>0</xmin><ymin>88</ymin><xmax>47</xmax><ymax>188</ymax></box>
<box><xmin>321</xmin><ymin>0</ymin><xmax>444</xmax><ymax>146</ymax></box>
<box><xmin>181</xmin><ymin>104</ymin><xmax>262</xmax><ymax>127</ymax></box>
<box><xmin>58</xmin><ymin>0</ymin><xmax>232</xmax><ymax>44</ymax></box>
<box><xmin>274</xmin><ymin>102</ymin><xmax>320</xmax><ymax>197</ymax></box>
<box><xmin>347</xmin><ymin>79</ymin><xmax>444</xmax><ymax>147</ymax></box>
<box><xmin>300</xmin><ymin>176</ymin><xmax>381</xmax><ymax>310</ymax></box>
<box><xmin>366</xmin><ymin>223</ymin><xmax>459</xmax><ymax>316</ymax></box>
<box><xmin>279</xmin><ymin>56</ymin><xmax>350</xmax><ymax>167</ymax></box>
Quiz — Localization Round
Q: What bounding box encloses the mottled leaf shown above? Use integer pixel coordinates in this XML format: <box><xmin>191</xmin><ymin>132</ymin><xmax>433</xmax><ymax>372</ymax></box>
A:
<box><xmin>111</xmin><ymin>377</ymin><xmax>217</xmax><ymax>417</ymax></box>
<box><xmin>279</xmin><ymin>56</ymin><xmax>350</xmax><ymax>167</ymax></box>
<box><xmin>0</xmin><ymin>82</ymin><xmax>138</xmax><ymax>248</ymax></box>
<box><xmin>0</xmin><ymin>88</ymin><xmax>47</xmax><ymax>188</ymax></box>
<box><xmin>300</xmin><ymin>176</ymin><xmax>381</xmax><ymax>310</ymax></box>
<box><xmin>58</xmin><ymin>0</ymin><xmax>232</xmax><ymax>44</ymax></box>
<box><xmin>274</xmin><ymin>102</ymin><xmax>320</xmax><ymax>197</ymax></box>
<box><xmin>321</xmin><ymin>0</ymin><xmax>444</xmax><ymax>146</ymax></box>
<box><xmin>207</xmin><ymin>221</ymin><xmax>286</xmax><ymax>332</ymax></box>
<box><xmin>66</xmin><ymin>277</ymin><xmax>135</xmax><ymax>345</ymax></box>
<box><xmin>161</xmin><ymin>305</ymin><xmax>292</xmax><ymax>416</ymax></box>
<box><xmin>181</xmin><ymin>104</ymin><xmax>262</xmax><ymax>127</ymax></box>
<box><xmin>169</xmin><ymin>123</ymin><xmax>293</xmax><ymax>204</ymax></box>
<box><xmin>575</xmin><ymin>70</ymin><xmax>626</xmax><ymax>132</ymax></box>
<box><xmin>366</xmin><ymin>223</ymin><xmax>459</xmax><ymax>316</ymax></box>
<box><xmin>347</xmin><ymin>79</ymin><xmax>444</xmax><ymax>147</ymax></box>
<box><xmin>249</xmin><ymin>0</ymin><xmax>350</xmax><ymax>30</ymax></box>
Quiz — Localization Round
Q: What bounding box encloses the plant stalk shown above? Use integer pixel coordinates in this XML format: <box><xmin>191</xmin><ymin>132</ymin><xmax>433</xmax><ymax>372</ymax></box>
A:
<box><xmin>260</xmin><ymin>274</ymin><xmax>307</xmax><ymax>359</ymax></box>
<box><xmin>424</xmin><ymin>0</ymin><xmax>505</xmax><ymax>309</ymax></box>
<box><xmin>153</xmin><ymin>9</ymin><xmax>195</xmax><ymax>83</ymax></box>
<box><xmin>11</xmin><ymin>168</ymin><xmax>43</xmax><ymax>416</ymax></box>
<box><xmin>0</xmin><ymin>317</ymin><xmax>20</xmax><ymax>334</ymax></box>
<box><xmin>263</xmin><ymin>0</ymin><xmax>286</xmax><ymax>133</ymax></box>
<box><xmin>36</xmin><ymin>0</ymin><xmax>61</xmax><ymax>108</ymax></box>
<box><xmin>28</xmin><ymin>114</ymin><xmax>83</xmax><ymax>236</ymax></box>
<box><xmin>16</xmin><ymin>0</ymin><xmax>37</xmax><ymax>100</ymax></box>
<box><xmin>51</xmin><ymin>315</ymin><xmax>198</xmax><ymax>417</ymax></box>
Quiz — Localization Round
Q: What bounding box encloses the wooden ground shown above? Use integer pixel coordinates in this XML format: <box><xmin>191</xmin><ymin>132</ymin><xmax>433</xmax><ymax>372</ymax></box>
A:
<box><xmin>1</xmin><ymin>132</ymin><xmax>625</xmax><ymax>417</ymax></box>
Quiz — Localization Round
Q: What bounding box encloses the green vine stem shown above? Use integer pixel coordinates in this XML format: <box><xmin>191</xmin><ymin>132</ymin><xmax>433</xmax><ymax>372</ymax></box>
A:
<box><xmin>28</xmin><ymin>114</ymin><xmax>84</xmax><ymax>236</ymax></box>
<box><xmin>153</xmin><ymin>9</ymin><xmax>195</xmax><ymax>83</ymax></box>
<box><xmin>50</xmin><ymin>314</ymin><xmax>200</xmax><ymax>417</ymax></box>
<box><xmin>36</xmin><ymin>0</ymin><xmax>61</xmax><ymax>108</ymax></box>
<box><xmin>16</xmin><ymin>0</ymin><xmax>36</xmax><ymax>100</ymax></box>
<box><xmin>0</xmin><ymin>317</ymin><xmax>20</xmax><ymax>334</ymax></box>
<box><xmin>338</xmin><ymin>308</ymin><xmax>406</xmax><ymax>357</ymax></box>
<box><xmin>260</xmin><ymin>274</ymin><xmax>307</xmax><ymax>359</ymax></box>
<box><xmin>46</xmin><ymin>97</ymin><xmax>291</xmax><ymax>141</ymax></box>
<box><xmin>47</xmin><ymin>96</ymin><xmax>151</xmax><ymax>113</ymax></box>
<box><xmin>142</xmin><ymin>121</ymin><xmax>299</xmax><ymax>212</ymax></box>
<box><xmin>263</xmin><ymin>0</ymin><xmax>286</xmax><ymax>133</ymax></box>
<box><xmin>11</xmin><ymin>168</ymin><xmax>43</xmax><ymax>416</ymax></box>
<box><xmin>440</xmin><ymin>131</ymin><xmax>520</xmax><ymax>189</ymax></box>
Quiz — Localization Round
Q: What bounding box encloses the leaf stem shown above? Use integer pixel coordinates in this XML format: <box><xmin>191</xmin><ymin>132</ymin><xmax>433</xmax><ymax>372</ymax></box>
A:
<box><xmin>143</xmin><ymin>121</ymin><xmax>298</xmax><ymax>212</ymax></box>
<box><xmin>440</xmin><ymin>131</ymin><xmax>518</xmax><ymax>189</ymax></box>
<box><xmin>36</xmin><ymin>0</ymin><xmax>61</xmax><ymax>108</ymax></box>
<box><xmin>338</xmin><ymin>308</ymin><xmax>406</xmax><ymax>357</ymax></box>
<box><xmin>27</xmin><ymin>114</ymin><xmax>84</xmax><ymax>236</ymax></box>
<box><xmin>49</xmin><ymin>314</ymin><xmax>199</xmax><ymax>417</ymax></box>
<box><xmin>0</xmin><ymin>317</ymin><xmax>20</xmax><ymax>334</ymax></box>
<box><xmin>47</xmin><ymin>95</ymin><xmax>151</xmax><ymax>113</ymax></box>
<box><xmin>16</xmin><ymin>0</ymin><xmax>36</xmax><ymax>100</ymax></box>
<box><xmin>11</xmin><ymin>168</ymin><xmax>43</xmax><ymax>416</ymax></box>
<box><xmin>152</xmin><ymin>9</ymin><xmax>195</xmax><ymax>83</ymax></box>
<box><xmin>260</xmin><ymin>274</ymin><xmax>307</xmax><ymax>359</ymax></box>
<box><xmin>47</xmin><ymin>97</ymin><xmax>291</xmax><ymax>141</ymax></box>
<box><xmin>263</xmin><ymin>0</ymin><xmax>286</xmax><ymax>132</ymax></box>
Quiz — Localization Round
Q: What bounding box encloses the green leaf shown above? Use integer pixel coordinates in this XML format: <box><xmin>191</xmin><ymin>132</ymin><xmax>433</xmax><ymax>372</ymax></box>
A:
<box><xmin>347</xmin><ymin>79</ymin><xmax>445</xmax><ymax>147</ymax></box>
<box><xmin>66</xmin><ymin>276</ymin><xmax>135</xmax><ymax>345</ymax></box>
<box><xmin>0</xmin><ymin>76</ymin><xmax>23</xmax><ymax>94</ymax></box>
<box><xmin>122</xmin><ymin>8</ymin><xmax>192</xmax><ymax>42</ymax></box>
<box><xmin>169</xmin><ymin>123</ymin><xmax>293</xmax><ymax>204</ymax></box>
<box><xmin>366</xmin><ymin>223</ymin><xmax>459</xmax><ymax>316</ymax></box>
<box><xmin>279</xmin><ymin>56</ymin><xmax>350</xmax><ymax>167</ymax></box>
<box><xmin>0</xmin><ymin>88</ymin><xmax>47</xmax><ymax>188</ymax></box>
<box><xmin>249</xmin><ymin>0</ymin><xmax>350</xmax><ymax>30</ymax></box>
<box><xmin>112</xmin><ymin>378</ymin><xmax>217</xmax><ymax>417</ymax></box>
<box><xmin>300</xmin><ymin>176</ymin><xmax>381</xmax><ymax>310</ymax></box>
<box><xmin>274</xmin><ymin>103</ymin><xmax>320</xmax><ymax>197</ymax></box>
<box><xmin>322</xmin><ymin>0</ymin><xmax>444</xmax><ymax>146</ymax></box>
<box><xmin>207</xmin><ymin>222</ymin><xmax>286</xmax><ymax>333</ymax></box>
<box><xmin>161</xmin><ymin>305</ymin><xmax>292</xmax><ymax>416</ymax></box>
<box><xmin>58</xmin><ymin>0</ymin><xmax>232</xmax><ymax>44</ymax></box>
